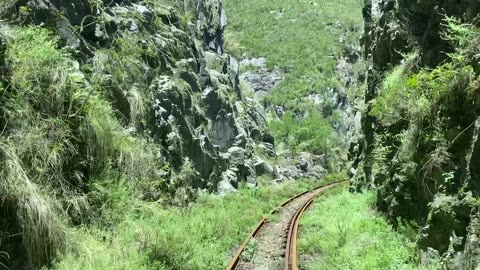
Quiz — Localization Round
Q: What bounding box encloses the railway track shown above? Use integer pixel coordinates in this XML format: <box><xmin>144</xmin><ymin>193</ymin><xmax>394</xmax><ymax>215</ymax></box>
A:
<box><xmin>226</xmin><ymin>182</ymin><xmax>343</xmax><ymax>270</ymax></box>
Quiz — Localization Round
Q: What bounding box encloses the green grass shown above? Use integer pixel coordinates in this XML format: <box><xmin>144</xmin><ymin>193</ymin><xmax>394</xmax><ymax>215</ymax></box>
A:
<box><xmin>0</xmin><ymin>24</ymin><xmax>164</xmax><ymax>268</ymax></box>
<box><xmin>224</xmin><ymin>0</ymin><xmax>363</xmax><ymax>154</ymax></box>
<box><xmin>224</xmin><ymin>0</ymin><xmax>363</xmax><ymax>101</ymax></box>
<box><xmin>54</xmin><ymin>179</ymin><xmax>330</xmax><ymax>269</ymax></box>
<box><xmin>268</xmin><ymin>110</ymin><xmax>335</xmax><ymax>155</ymax></box>
<box><xmin>299</xmin><ymin>188</ymin><xmax>441</xmax><ymax>270</ymax></box>
<box><xmin>370</xmin><ymin>17</ymin><xmax>480</xmax><ymax>129</ymax></box>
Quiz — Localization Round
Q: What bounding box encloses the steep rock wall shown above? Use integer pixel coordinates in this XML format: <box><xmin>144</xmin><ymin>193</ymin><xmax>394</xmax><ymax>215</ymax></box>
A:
<box><xmin>351</xmin><ymin>0</ymin><xmax>480</xmax><ymax>268</ymax></box>
<box><xmin>2</xmin><ymin>0</ymin><xmax>271</xmax><ymax>191</ymax></box>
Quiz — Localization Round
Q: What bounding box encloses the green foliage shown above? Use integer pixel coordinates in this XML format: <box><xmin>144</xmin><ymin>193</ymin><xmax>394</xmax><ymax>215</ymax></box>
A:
<box><xmin>0</xmin><ymin>25</ymin><xmax>163</xmax><ymax>267</ymax></box>
<box><xmin>371</xmin><ymin>16</ymin><xmax>480</xmax><ymax>127</ymax></box>
<box><xmin>0</xmin><ymin>142</ymin><xmax>67</xmax><ymax>268</ymax></box>
<box><xmin>0</xmin><ymin>26</ymin><xmax>80</xmax><ymax>267</ymax></box>
<box><xmin>80</xmin><ymin>95</ymin><xmax>162</xmax><ymax>181</ymax></box>
<box><xmin>90</xmin><ymin>32</ymin><xmax>155</xmax><ymax>128</ymax></box>
<box><xmin>371</xmin><ymin>50</ymin><xmax>476</xmax><ymax>126</ymax></box>
<box><xmin>3</xmin><ymin>25</ymin><xmax>163</xmax><ymax>181</ymax></box>
<box><xmin>369</xmin><ymin>64</ymin><xmax>408</xmax><ymax>123</ymax></box>
<box><xmin>299</xmin><ymin>188</ymin><xmax>438</xmax><ymax>270</ymax></box>
<box><xmin>114</xmin><ymin>133</ymin><xmax>162</xmax><ymax>183</ymax></box>
<box><xmin>89</xmin><ymin>176</ymin><xmax>136</xmax><ymax>226</ymax></box>
<box><xmin>224</xmin><ymin>0</ymin><xmax>363</xmax><ymax>154</ymax></box>
<box><xmin>367</xmin><ymin>15</ymin><xmax>480</xmax><ymax>200</ymax></box>
<box><xmin>224</xmin><ymin>31</ymin><xmax>245</xmax><ymax>59</ymax></box>
<box><xmin>412</xmin><ymin>63</ymin><xmax>473</xmax><ymax>114</ymax></box>
<box><xmin>323</xmin><ymin>171</ymin><xmax>349</xmax><ymax>183</ymax></box>
<box><xmin>168</xmin><ymin>158</ymin><xmax>200</xmax><ymax>206</ymax></box>
<box><xmin>6</xmin><ymin>26</ymin><xmax>78</xmax><ymax>116</ymax></box>
<box><xmin>224</xmin><ymin>0</ymin><xmax>362</xmax><ymax>109</ymax></box>
<box><xmin>54</xmin><ymin>179</ymin><xmax>320</xmax><ymax>269</ymax></box>
<box><xmin>371</xmin><ymin>132</ymin><xmax>393</xmax><ymax>180</ymax></box>
<box><xmin>442</xmin><ymin>16</ymin><xmax>480</xmax><ymax>59</ymax></box>
<box><xmin>369</xmin><ymin>53</ymin><xmax>420</xmax><ymax>124</ymax></box>
<box><xmin>268</xmin><ymin>111</ymin><xmax>334</xmax><ymax>154</ymax></box>
<box><xmin>239</xmin><ymin>79</ymin><xmax>254</xmax><ymax>98</ymax></box>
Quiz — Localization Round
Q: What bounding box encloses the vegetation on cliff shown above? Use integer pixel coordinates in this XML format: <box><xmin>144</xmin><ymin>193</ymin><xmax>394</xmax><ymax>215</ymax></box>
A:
<box><xmin>0</xmin><ymin>0</ymin><xmax>275</xmax><ymax>268</ymax></box>
<box><xmin>0</xmin><ymin>24</ymin><xmax>163</xmax><ymax>268</ymax></box>
<box><xmin>224</xmin><ymin>0</ymin><xmax>363</xmax><ymax>156</ymax></box>
<box><xmin>351</xmin><ymin>1</ymin><xmax>480</xmax><ymax>267</ymax></box>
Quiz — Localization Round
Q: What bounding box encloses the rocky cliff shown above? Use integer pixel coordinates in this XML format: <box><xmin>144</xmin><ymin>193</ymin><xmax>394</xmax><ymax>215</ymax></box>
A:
<box><xmin>350</xmin><ymin>0</ymin><xmax>480</xmax><ymax>268</ymax></box>
<box><xmin>0</xmin><ymin>0</ymin><xmax>277</xmax><ymax>267</ymax></box>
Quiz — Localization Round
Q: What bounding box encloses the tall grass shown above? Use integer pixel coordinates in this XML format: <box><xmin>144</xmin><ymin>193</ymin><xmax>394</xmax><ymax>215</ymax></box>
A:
<box><xmin>6</xmin><ymin>26</ymin><xmax>73</xmax><ymax>117</ymax></box>
<box><xmin>0</xmin><ymin>25</ymin><xmax>163</xmax><ymax>267</ymax></box>
<box><xmin>299</xmin><ymin>188</ymin><xmax>441</xmax><ymax>269</ymax></box>
<box><xmin>0</xmin><ymin>143</ymin><xmax>66</xmax><ymax>267</ymax></box>
<box><xmin>54</xmin><ymin>179</ymin><xmax>322</xmax><ymax>269</ymax></box>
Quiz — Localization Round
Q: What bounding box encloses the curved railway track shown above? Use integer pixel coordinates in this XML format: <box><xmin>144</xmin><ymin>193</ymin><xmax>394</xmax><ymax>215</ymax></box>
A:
<box><xmin>226</xmin><ymin>182</ymin><xmax>343</xmax><ymax>270</ymax></box>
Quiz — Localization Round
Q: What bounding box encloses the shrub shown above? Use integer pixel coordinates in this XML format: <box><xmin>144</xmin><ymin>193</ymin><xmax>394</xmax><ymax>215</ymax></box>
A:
<box><xmin>90</xmin><ymin>33</ymin><xmax>154</xmax><ymax>128</ymax></box>
<box><xmin>268</xmin><ymin>110</ymin><xmax>334</xmax><ymax>155</ymax></box>
<box><xmin>442</xmin><ymin>16</ymin><xmax>480</xmax><ymax>59</ymax></box>
<box><xmin>0</xmin><ymin>25</ymin><xmax>164</xmax><ymax>268</ymax></box>
<box><xmin>370</xmin><ymin>47</ymin><xmax>476</xmax><ymax>126</ymax></box>
<box><xmin>6</xmin><ymin>26</ymin><xmax>75</xmax><ymax>117</ymax></box>
<box><xmin>369</xmin><ymin>52</ymin><xmax>420</xmax><ymax>125</ymax></box>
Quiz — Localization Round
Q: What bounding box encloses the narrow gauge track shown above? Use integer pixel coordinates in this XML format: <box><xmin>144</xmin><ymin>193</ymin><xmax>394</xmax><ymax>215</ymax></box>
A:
<box><xmin>226</xmin><ymin>182</ymin><xmax>342</xmax><ymax>270</ymax></box>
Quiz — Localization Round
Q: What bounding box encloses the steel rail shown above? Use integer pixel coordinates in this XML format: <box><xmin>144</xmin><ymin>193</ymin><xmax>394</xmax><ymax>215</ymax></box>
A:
<box><xmin>285</xmin><ymin>182</ymin><xmax>340</xmax><ymax>270</ymax></box>
<box><xmin>226</xmin><ymin>182</ymin><xmax>342</xmax><ymax>270</ymax></box>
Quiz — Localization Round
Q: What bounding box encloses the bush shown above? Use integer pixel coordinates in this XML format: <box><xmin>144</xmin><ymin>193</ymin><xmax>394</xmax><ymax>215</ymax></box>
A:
<box><xmin>370</xmin><ymin>47</ymin><xmax>476</xmax><ymax>126</ymax></box>
<box><xmin>90</xmin><ymin>32</ymin><xmax>155</xmax><ymax>128</ymax></box>
<box><xmin>268</xmin><ymin>110</ymin><xmax>334</xmax><ymax>155</ymax></box>
<box><xmin>6</xmin><ymin>26</ymin><xmax>75</xmax><ymax>116</ymax></box>
<box><xmin>0</xmin><ymin>25</ymin><xmax>164</xmax><ymax>268</ymax></box>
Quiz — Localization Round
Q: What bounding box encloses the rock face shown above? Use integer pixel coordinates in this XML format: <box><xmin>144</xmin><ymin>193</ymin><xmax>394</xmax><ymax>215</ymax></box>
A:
<box><xmin>350</xmin><ymin>0</ymin><xmax>480</xmax><ymax>268</ymax></box>
<box><xmin>2</xmin><ymin>0</ymin><xmax>274</xmax><ymax>192</ymax></box>
<box><xmin>239</xmin><ymin>57</ymin><xmax>283</xmax><ymax>99</ymax></box>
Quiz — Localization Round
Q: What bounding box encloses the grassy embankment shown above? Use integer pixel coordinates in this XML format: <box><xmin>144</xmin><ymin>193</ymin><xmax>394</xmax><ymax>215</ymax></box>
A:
<box><xmin>55</xmin><ymin>179</ymin><xmax>326</xmax><ymax>269</ymax></box>
<box><xmin>299</xmin><ymin>188</ymin><xmax>442</xmax><ymax>269</ymax></box>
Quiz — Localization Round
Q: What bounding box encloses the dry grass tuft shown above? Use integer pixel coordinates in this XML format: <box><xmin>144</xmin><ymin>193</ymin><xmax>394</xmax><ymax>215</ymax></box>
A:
<box><xmin>0</xmin><ymin>143</ymin><xmax>65</xmax><ymax>267</ymax></box>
